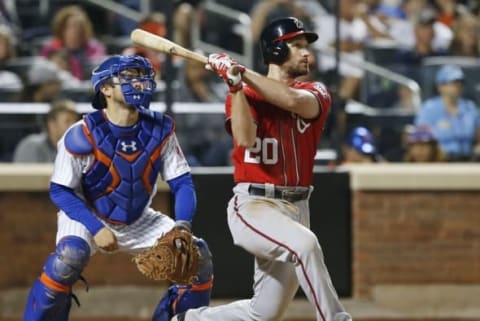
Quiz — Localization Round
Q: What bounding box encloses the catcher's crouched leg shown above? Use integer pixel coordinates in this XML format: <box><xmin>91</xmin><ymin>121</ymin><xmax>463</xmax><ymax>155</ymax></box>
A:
<box><xmin>152</xmin><ymin>238</ymin><xmax>213</xmax><ymax>321</ymax></box>
<box><xmin>23</xmin><ymin>236</ymin><xmax>90</xmax><ymax>321</ymax></box>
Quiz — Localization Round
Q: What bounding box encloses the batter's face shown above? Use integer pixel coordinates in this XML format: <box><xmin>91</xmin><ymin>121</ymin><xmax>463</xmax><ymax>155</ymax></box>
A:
<box><xmin>283</xmin><ymin>36</ymin><xmax>312</xmax><ymax>78</ymax></box>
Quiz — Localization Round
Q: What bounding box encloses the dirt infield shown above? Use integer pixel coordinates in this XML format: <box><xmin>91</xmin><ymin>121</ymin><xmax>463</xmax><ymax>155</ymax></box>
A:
<box><xmin>4</xmin><ymin>286</ymin><xmax>479</xmax><ymax>321</ymax></box>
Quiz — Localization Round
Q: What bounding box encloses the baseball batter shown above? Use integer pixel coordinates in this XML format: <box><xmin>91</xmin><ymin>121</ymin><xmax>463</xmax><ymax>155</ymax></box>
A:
<box><xmin>171</xmin><ymin>17</ymin><xmax>352</xmax><ymax>321</ymax></box>
<box><xmin>22</xmin><ymin>55</ymin><xmax>213</xmax><ymax>321</ymax></box>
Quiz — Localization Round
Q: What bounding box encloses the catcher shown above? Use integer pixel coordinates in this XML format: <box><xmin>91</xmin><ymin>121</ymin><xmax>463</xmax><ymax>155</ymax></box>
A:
<box><xmin>22</xmin><ymin>55</ymin><xmax>213</xmax><ymax>321</ymax></box>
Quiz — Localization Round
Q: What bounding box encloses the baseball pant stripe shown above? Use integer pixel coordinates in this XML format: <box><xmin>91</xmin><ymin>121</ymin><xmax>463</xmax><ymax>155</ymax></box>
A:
<box><xmin>233</xmin><ymin>196</ymin><xmax>327</xmax><ymax>321</ymax></box>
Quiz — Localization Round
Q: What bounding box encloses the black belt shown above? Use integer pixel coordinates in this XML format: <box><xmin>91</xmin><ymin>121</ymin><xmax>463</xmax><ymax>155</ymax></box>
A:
<box><xmin>248</xmin><ymin>185</ymin><xmax>309</xmax><ymax>203</ymax></box>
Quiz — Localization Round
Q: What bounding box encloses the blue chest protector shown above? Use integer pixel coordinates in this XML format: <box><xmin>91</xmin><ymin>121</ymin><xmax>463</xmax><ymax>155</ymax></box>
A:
<box><xmin>66</xmin><ymin>110</ymin><xmax>174</xmax><ymax>224</ymax></box>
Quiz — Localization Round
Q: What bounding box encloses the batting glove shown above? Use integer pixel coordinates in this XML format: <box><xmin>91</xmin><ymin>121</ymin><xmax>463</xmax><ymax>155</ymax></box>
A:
<box><xmin>206</xmin><ymin>53</ymin><xmax>245</xmax><ymax>93</ymax></box>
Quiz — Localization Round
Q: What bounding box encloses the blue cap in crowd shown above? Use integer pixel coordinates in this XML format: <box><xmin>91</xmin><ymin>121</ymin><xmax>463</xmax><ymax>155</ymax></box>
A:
<box><xmin>407</xmin><ymin>125</ymin><xmax>436</xmax><ymax>144</ymax></box>
<box><xmin>435</xmin><ymin>64</ymin><xmax>464</xmax><ymax>85</ymax></box>
<box><xmin>347</xmin><ymin>127</ymin><xmax>376</xmax><ymax>155</ymax></box>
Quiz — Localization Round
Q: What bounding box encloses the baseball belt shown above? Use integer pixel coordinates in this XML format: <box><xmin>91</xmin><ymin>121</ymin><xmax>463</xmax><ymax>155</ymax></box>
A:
<box><xmin>248</xmin><ymin>184</ymin><xmax>309</xmax><ymax>203</ymax></box>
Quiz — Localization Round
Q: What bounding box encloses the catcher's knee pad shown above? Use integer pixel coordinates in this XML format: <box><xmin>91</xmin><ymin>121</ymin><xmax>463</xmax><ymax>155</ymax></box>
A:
<box><xmin>43</xmin><ymin>236</ymin><xmax>91</xmax><ymax>287</ymax></box>
<box><xmin>23</xmin><ymin>278</ymin><xmax>73</xmax><ymax>321</ymax></box>
<box><xmin>193</xmin><ymin>237</ymin><xmax>213</xmax><ymax>284</ymax></box>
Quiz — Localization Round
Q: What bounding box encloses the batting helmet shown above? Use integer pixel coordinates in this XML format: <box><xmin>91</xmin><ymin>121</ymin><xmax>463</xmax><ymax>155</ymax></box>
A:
<box><xmin>260</xmin><ymin>17</ymin><xmax>318</xmax><ymax>65</ymax></box>
<box><xmin>346</xmin><ymin>127</ymin><xmax>376</xmax><ymax>155</ymax></box>
<box><xmin>91</xmin><ymin>55</ymin><xmax>156</xmax><ymax>110</ymax></box>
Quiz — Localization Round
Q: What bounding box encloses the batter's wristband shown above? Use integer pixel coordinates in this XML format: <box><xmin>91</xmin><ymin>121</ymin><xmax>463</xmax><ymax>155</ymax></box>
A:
<box><xmin>229</xmin><ymin>83</ymin><xmax>243</xmax><ymax>93</ymax></box>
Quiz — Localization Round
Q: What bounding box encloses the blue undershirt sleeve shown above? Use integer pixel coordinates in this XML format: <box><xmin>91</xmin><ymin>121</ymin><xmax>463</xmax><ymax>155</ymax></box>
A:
<box><xmin>167</xmin><ymin>173</ymin><xmax>197</xmax><ymax>224</ymax></box>
<box><xmin>50</xmin><ymin>182</ymin><xmax>105</xmax><ymax>236</ymax></box>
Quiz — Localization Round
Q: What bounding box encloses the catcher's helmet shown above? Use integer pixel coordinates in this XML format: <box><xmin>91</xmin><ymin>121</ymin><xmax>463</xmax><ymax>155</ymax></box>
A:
<box><xmin>91</xmin><ymin>55</ymin><xmax>156</xmax><ymax>110</ymax></box>
<box><xmin>260</xmin><ymin>17</ymin><xmax>318</xmax><ymax>65</ymax></box>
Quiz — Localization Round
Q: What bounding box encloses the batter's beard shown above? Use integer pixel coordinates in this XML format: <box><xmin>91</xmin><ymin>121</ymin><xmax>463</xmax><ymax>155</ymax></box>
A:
<box><xmin>288</xmin><ymin>65</ymin><xmax>309</xmax><ymax>78</ymax></box>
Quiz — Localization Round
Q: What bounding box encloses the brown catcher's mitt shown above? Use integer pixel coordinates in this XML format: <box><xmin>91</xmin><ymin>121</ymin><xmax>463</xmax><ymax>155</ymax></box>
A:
<box><xmin>133</xmin><ymin>228</ymin><xmax>200</xmax><ymax>285</ymax></box>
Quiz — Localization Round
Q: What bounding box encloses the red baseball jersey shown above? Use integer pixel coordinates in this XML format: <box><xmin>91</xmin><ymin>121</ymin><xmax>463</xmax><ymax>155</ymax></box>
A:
<box><xmin>225</xmin><ymin>80</ymin><xmax>331</xmax><ymax>186</ymax></box>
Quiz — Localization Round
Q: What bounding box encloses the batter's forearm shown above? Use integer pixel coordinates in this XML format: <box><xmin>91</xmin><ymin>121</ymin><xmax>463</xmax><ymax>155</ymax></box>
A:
<box><xmin>230</xmin><ymin>91</ymin><xmax>257</xmax><ymax>147</ymax></box>
<box><xmin>242</xmin><ymin>70</ymin><xmax>319</xmax><ymax>119</ymax></box>
<box><xmin>243</xmin><ymin>70</ymin><xmax>295</xmax><ymax>107</ymax></box>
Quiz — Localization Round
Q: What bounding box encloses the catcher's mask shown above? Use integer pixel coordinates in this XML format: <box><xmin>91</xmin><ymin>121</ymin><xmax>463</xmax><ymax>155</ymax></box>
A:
<box><xmin>91</xmin><ymin>55</ymin><xmax>156</xmax><ymax>111</ymax></box>
<box><xmin>260</xmin><ymin>17</ymin><xmax>318</xmax><ymax>65</ymax></box>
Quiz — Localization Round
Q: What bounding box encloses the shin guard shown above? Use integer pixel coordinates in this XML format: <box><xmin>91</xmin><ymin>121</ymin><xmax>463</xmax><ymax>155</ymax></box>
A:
<box><xmin>23</xmin><ymin>236</ymin><xmax>90</xmax><ymax>321</ymax></box>
<box><xmin>152</xmin><ymin>238</ymin><xmax>213</xmax><ymax>321</ymax></box>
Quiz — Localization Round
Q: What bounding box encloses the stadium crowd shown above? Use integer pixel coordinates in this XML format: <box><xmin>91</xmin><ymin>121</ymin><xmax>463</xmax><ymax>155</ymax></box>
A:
<box><xmin>0</xmin><ymin>0</ymin><xmax>479</xmax><ymax>164</ymax></box>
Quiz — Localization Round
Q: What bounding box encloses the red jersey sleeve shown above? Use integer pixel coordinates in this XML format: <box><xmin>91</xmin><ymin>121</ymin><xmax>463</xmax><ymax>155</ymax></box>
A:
<box><xmin>294</xmin><ymin>81</ymin><xmax>332</xmax><ymax>119</ymax></box>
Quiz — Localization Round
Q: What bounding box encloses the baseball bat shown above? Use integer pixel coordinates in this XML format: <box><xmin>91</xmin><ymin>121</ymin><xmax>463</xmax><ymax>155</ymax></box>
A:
<box><xmin>130</xmin><ymin>29</ymin><xmax>208</xmax><ymax>64</ymax></box>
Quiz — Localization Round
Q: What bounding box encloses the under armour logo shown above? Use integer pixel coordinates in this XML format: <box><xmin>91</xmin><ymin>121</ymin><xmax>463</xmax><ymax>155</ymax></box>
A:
<box><xmin>120</xmin><ymin>140</ymin><xmax>137</xmax><ymax>152</ymax></box>
<box><xmin>132</xmin><ymin>94</ymin><xmax>141</xmax><ymax>100</ymax></box>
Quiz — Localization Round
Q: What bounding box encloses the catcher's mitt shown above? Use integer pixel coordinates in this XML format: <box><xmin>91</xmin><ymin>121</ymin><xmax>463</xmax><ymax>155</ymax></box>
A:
<box><xmin>133</xmin><ymin>228</ymin><xmax>200</xmax><ymax>285</ymax></box>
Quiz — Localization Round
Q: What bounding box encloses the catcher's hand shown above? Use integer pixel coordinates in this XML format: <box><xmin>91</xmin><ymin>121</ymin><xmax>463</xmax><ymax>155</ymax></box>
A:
<box><xmin>133</xmin><ymin>227</ymin><xmax>200</xmax><ymax>285</ymax></box>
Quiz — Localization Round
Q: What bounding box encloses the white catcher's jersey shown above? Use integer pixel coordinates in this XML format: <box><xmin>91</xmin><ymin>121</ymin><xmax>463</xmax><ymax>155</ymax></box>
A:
<box><xmin>51</xmin><ymin>119</ymin><xmax>189</xmax><ymax>253</ymax></box>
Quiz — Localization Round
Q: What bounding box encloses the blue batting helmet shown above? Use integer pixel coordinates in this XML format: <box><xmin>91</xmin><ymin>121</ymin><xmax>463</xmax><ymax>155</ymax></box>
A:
<box><xmin>91</xmin><ymin>55</ymin><xmax>156</xmax><ymax>110</ymax></box>
<box><xmin>347</xmin><ymin>127</ymin><xmax>376</xmax><ymax>155</ymax></box>
<box><xmin>435</xmin><ymin>64</ymin><xmax>464</xmax><ymax>85</ymax></box>
<box><xmin>260</xmin><ymin>17</ymin><xmax>318</xmax><ymax>65</ymax></box>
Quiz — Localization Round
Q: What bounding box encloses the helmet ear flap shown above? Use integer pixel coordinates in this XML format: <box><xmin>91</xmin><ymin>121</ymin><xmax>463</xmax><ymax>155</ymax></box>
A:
<box><xmin>264</xmin><ymin>41</ymin><xmax>289</xmax><ymax>64</ymax></box>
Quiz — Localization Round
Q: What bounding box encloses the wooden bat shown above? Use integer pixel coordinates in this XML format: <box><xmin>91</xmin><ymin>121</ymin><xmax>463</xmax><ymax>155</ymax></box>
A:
<box><xmin>130</xmin><ymin>29</ymin><xmax>208</xmax><ymax>64</ymax></box>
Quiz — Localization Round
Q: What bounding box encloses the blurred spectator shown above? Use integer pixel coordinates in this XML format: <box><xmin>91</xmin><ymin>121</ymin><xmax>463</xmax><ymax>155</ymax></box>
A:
<box><xmin>122</xmin><ymin>12</ymin><xmax>167</xmax><ymax>80</ymax></box>
<box><xmin>340</xmin><ymin>126</ymin><xmax>382</xmax><ymax>163</ymax></box>
<box><xmin>48</xmin><ymin>49</ymin><xmax>90</xmax><ymax>90</ymax></box>
<box><xmin>173</xmin><ymin>0</ymin><xmax>203</xmax><ymax>49</ymax></box>
<box><xmin>40</xmin><ymin>5</ymin><xmax>106</xmax><ymax>80</ymax></box>
<box><xmin>0</xmin><ymin>1</ymin><xmax>20</xmax><ymax>37</ymax></box>
<box><xmin>22</xmin><ymin>60</ymin><xmax>63</xmax><ymax>103</ymax></box>
<box><xmin>313</xmin><ymin>0</ymin><xmax>370</xmax><ymax>150</ymax></box>
<box><xmin>404</xmin><ymin>125</ymin><xmax>446</xmax><ymax>162</ymax></box>
<box><xmin>415</xmin><ymin>64</ymin><xmax>480</xmax><ymax>161</ymax></box>
<box><xmin>0</xmin><ymin>24</ymin><xmax>15</xmax><ymax>60</ymax></box>
<box><xmin>314</xmin><ymin>0</ymin><xmax>369</xmax><ymax>101</ymax></box>
<box><xmin>175</xmin><ymin>57</ymin><xmax>226</xmax><ymax>103</ymax></box>
<box><xmin>13</xmin><ymin>99</ymin><xmax>80</xmax><ymax>163</ymax></box>
<box><xmin>433</xmin><ymin>0</ymin><xmax>470</xmax><ymax>28</ymax></box>
<box><xmin>372</xmin><ymin>2</ymin><xmax>453</xmax><ymax>52</ymax></box>
<box><xmin>216</xmin><ymin>0</ymin><xmax>257</xmax><ymax>14</ymax></box>
<box><xmin>392</xmin><ymin>9</ymin><xmax>449</xmax><ymax>82</ymax></box>
<box><xmin>173</xmin><ymin>56</ymin><xmax>229</xmax><ymax>166</ymax></box>
<box><xmin>0</xmin><ymin>24</ymin><xmax>23</xmax><ymax>91</ymax></box>
<box><xmin>448</xmin><ymin>14</ymin><xmax>480</xmax><ymax>57</ymax></box>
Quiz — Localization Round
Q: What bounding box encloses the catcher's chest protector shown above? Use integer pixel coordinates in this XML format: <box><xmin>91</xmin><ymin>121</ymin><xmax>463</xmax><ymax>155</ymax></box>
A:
<box><xmin>82</xmin><ymin>111</ymin><xmax>173</xmax><ymax>224</ymax></box>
